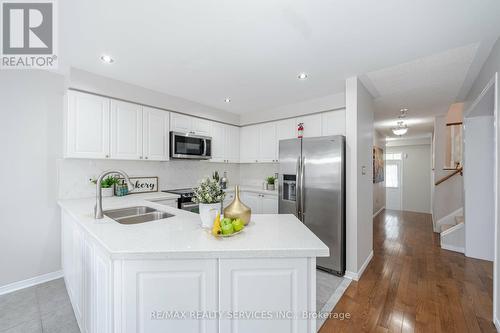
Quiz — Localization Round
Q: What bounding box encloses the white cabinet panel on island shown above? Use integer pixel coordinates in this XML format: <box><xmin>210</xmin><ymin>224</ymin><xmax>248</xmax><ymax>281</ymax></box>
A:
<box><xmin>240</xmin><ymin>192</ymin><xmax>278</xmax><ymax>214</ymax></box>
<box><xmin>66</xmin><ymin>90</ymin><xmax>110</xmax><ymax>159</ymax></box>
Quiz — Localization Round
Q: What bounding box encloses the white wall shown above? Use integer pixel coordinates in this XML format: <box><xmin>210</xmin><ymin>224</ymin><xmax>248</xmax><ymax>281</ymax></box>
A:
<box><xmin>432</xmin><ymin>115</ymin><xmax>464</xmax><ymax>222</ymax></box>
<box><xmin>239</xmin><ymin>92</ymin><xmax>345</xmax><ymax>125</ymax></box>
<box><xmin>345</xmin><ymin>77</ymin><xmax>374</xmax><ymax>278</ymax></box>
<box><xmin>0</xmin><ymin>71</ymin><xmax>65</xmax><ymax>287</ymax></box>
<box><xmin>463</xmin><ymin>116</ymin><xmax>494</xmax><ymax>261</ymax></box>
<box><xmin>387</xmin><ymin>144</ymin><xmax>432</xmax><ymax>214</ymax></box>
<box><xmin>373</xmin><ymin>131</ymin><xmax>386</xmax><ymax>215</ymax></box>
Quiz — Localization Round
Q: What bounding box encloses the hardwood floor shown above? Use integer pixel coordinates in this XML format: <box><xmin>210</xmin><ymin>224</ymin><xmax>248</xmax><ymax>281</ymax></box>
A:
<box><xmin>319</xmin><ymin>209</ymin><xmax>496</xmax><ymax>333</ymax></box>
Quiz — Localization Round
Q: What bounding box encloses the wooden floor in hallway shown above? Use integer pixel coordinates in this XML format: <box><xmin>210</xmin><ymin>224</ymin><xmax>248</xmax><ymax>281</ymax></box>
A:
<box><xmin>319</xmin><ymin>210</ymin><xmax>496</xmax><ymax>333</ymax></box>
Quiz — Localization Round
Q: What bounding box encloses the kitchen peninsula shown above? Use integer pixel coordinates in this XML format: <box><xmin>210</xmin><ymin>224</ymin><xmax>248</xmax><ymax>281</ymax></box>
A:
<box><xmin>58</xmin><ymin>192</ymin><xmax>328</xmax><ymax>333</ymax></box>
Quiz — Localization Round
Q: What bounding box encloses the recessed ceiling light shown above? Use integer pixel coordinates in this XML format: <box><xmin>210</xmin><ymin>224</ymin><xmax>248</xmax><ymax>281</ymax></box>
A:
<box><xmin>100</xmin><ymin>55</ymin><xmax>114</xmax><ymax>64</ymax></box>
<box><xmin>224</xmin><ymin>98</ymin><xmax>231</xmax><ymax>103</ymax></box>
<box><xmin>298</xmin><ymin>73</ymin><xmax>308</xmax><ymax>80</ymax></box>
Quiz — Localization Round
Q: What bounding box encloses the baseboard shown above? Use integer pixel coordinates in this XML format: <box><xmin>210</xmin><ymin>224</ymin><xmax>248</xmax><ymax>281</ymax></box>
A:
<box><xmin>494</xmin><ymin>317</ymin><xmax>500</xmax><ymax>332</ymax></box>
<box><xmin>344</xmin><ymin>251</ymin><xmax>374</xmax><ymax>281</ymax></box>
<box><xmin>0</xmin><ymin>270</ymin><xmax>63</xmax><ymax>296</ymax></box>
<box><xmin>440</xmin><ymin>244</ymin><xmax>465</xmax><ymax>253</ymax></box>
<box><xmin>373</xmin><ymin>206</ymin><xmax>385</xmax><ymax>218</ymax></box>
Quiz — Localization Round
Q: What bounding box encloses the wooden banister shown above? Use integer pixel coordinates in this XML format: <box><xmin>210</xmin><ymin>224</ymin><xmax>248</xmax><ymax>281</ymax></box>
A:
<box><xmin>435</xmin><ymin>167</ymin><xmax>463</xmax><ymax>186</ymax></box>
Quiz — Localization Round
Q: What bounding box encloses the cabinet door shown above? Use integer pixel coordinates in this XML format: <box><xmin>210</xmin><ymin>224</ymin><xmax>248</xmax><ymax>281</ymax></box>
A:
<box><xmin>219</xmin><ymin>258</ymin><xmax>309</xmax><ymax>333</ymax></box>
<box><xmin>296</xmin><ymin>114</ymin><xmax>322</xmax><ymax>138</ymax></box>
<box><xmin>193</xmin><ymin>118</ymin><xmax>211</xmax><ymax>136</ymax></box>
<box><xmin>261</xmin><ymin>195</ymin><xmax>278</xmax><ymax>214</ymax></box>
<box><xmin>170</xmin><ymin>113</ymin><xmax>192</xmax><ymax>133</ymax></box>
<box><xmin>225</xmin><ymin>125</ymin><xmax>240</xmax><ymax>163</ymax></box>
<box><xmin>210</xmin><ymin>122</ymin><xmax>226</xmax><ymax>162</ymax></box>
<box><xmin>66</xmin><ymin>91</ymin><xmax>110</xmax><ymax>159</ymax></box>
<box><xmin>322</xmin><ymin>110</ymin><xmax>346</xmax><ymax>136</ymax></box>
<box><xmin>240</xmin><ymin>192</ymin><xmax>262</xmax><ymax>214</ymax></box>
<box><xmin>143</xmin><ymin>107</ymin><xmax>169</xmax><ymax>161</ymax></box>
<box><xmin>276</xmin><ymin>119</ymin><xmax>296</xmax><ymax>161</ymax></box>
<box><xmin>110</xmin><ymin>100</ymin><xmax>143</xmax><ymax>160</ymax></box>
<box><xmin>121</xmin><ymin>259</ymin><xmax>218</xmax><ymax>333</ymax></box>
<box><xmin>258</xmin><ymin>123</ymin><xmax>277</xmax><ymax>162</ymax></box>
<box><xmin>239</xmin><ymin>125</ymin><xmax>259</xmax><ymax>163</ymax></box>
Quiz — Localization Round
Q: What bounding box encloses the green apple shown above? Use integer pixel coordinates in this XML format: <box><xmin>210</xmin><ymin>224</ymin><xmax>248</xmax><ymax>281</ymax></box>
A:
<box><xmin>221</xmin><ymin>223</ymin><xmax>234</xmax><ymax>235</ymax></box>
<box><xmin>221</xmin><ymin>217</ymin><xmax>233</xmax><ymax>226</ymax></box>
<box><xmin>232</xmin><ymin>219</ymin><xmax>244</xmax><ymax>232</ymax></box>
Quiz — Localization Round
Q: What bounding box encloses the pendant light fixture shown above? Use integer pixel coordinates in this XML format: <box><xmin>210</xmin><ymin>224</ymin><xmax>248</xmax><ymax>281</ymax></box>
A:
<box><xmin>392</xmin><ymin>108</ymin><xmax>409</xmax><ymax>136</ymax></box>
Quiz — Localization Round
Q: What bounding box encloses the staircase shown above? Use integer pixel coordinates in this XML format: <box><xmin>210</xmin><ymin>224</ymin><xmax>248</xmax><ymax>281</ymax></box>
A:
<box><xmin>439</xmin><ymin>213</ymin><xmax>465</xmax><ymax>253</ymax></box>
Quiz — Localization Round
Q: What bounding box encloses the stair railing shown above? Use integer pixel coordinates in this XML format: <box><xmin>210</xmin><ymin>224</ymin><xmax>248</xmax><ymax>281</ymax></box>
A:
<box><xmin>435</xmin><ymin>166</ymin><xmax>463</xmax><ymax>186</ymax></box>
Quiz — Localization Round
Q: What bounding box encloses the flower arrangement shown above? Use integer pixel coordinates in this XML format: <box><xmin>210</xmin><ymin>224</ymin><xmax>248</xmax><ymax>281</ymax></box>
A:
<box><xmin>193</xmin><ymin>177</ymin><xmax>225</xmax><ymax>204</ymax></box>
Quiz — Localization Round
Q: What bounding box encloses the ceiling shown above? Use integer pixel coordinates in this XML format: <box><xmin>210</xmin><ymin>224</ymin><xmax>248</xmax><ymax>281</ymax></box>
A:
<box><xmin>60</xmin><ymin>0</ymin><xmax>500</xmax><ymax>121</ymax></box>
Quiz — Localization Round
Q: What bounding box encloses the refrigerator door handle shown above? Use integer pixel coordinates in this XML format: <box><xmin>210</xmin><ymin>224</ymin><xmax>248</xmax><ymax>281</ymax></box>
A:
<box><xmin>300</xmin><ymin>155</ymin><xmax>305</xmax><ymax>220</ymax></box>
<box><xmin>296</xmin><ymin>156</ymin><xmax>301</xmax><ymax>218</ymax></box>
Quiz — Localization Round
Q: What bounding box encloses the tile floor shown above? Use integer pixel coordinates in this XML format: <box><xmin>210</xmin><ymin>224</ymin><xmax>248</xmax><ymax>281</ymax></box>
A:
<box><xmin>0</xmin><ymin>272</ymin><xmax>349</xmax><ymax>333</ymax></box>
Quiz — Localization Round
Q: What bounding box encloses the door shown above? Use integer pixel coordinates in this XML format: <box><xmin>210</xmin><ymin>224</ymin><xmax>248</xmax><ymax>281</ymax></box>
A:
<box><xmin>66</xmin><ymin>91</ymin><xmax>110</xmax><ymax>159</ymax></box>
<box><xmin>385</xmin><ymin>160</ymin><xmax>403</xmax><ymax>210</ymax></box>
<box><xmin>259</xmin><ymin>123</ymin><xmax>277</xmax><ymax>162</ymax></box>
<box><xmin>240</xmin><ymin>192</ymin><xmax>262</xmax><ymax>214</ymax></box>
<box><xmin>261</xmin><ymin>195</ymin><xmax>278</xmax><ymax>214</ymax></box>
<box><xmin>143</xmin><ymin>107</ymin><xmax>169</xmax><ymax>161</ymax></box>
<box><xmin>278</xmin><ymin>138</ymin><xmax>301</xmax><ymax>218</ymax></box>
<box><xmin>301</xmin><ymin>136</ymin><xmax>345</xmax><ymax>274</ymax></box>
<box><xmin>110</xmin><ymin>100</ymin><xmax>143</xmax><ymax>160</ymax></box>
<box><xmin>210</xmin><ymin>122</ymin><xmax>226</xmax><ymax>162</ymax></box>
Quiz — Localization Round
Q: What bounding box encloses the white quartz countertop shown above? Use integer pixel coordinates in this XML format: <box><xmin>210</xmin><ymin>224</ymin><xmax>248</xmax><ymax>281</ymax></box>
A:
<box><xmin>58</xmin><ymin>192</ymin><xmax>328</xmax><ymax>260</ymax></box>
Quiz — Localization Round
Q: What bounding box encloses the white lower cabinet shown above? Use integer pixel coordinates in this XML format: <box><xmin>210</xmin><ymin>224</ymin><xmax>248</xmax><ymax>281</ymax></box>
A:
<box><xmin>219</xmin><ymin>258</ymin><xmax>310</xmax><ymax>333</ymax></box>
<box><xmin>240</xmin><ymin>192</ymin><xmax>278</xmax><ymax>214</ymax></box>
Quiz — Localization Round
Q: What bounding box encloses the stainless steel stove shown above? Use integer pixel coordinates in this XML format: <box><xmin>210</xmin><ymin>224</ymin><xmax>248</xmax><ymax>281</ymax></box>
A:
<box><xmin>162</xmin><ymin>188</ymin><xmax>199</xmax><ymax>213</ymax></box>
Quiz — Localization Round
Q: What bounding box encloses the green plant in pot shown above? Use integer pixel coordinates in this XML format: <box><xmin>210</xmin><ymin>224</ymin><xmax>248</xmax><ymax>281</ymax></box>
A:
<box><xmin>266</xmin><ymin>176</ymin><xmax>276</xmax><ymax>191</ymax></box>
<box><xmin>90</xmin><ymin>175</ymin><xmax>120</xmax><ymax>197</ymax></box>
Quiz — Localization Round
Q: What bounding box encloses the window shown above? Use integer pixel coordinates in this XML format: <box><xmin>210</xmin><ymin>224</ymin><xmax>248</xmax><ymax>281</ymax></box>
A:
<box><xmin>386</xmin><ymin>164</ymin><xmax>399</xmax><ymax>188</ymax></box>
<box><xmin>386</xmin><ymin>153</ymin><xmax>402</xmax><ymax>161</ymax></box>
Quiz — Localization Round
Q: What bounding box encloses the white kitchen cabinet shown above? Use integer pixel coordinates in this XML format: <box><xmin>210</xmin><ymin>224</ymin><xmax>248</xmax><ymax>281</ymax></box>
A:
<box><xmin>219</xmin><ymin>258</ymin><xmax>309</xmax><ymax>333</ymax></box>
<box><xmin>171</xmin><ymin>113</ymin><xmax>210</xmax><ymax>136</ymax></box>
<box><xmin>258</xmin><ymin>122</ymin><xmax>277</xmax><ymax>162</ymax></box>
<box><xmin>66</xmin><ymin>91</ymin><xmax>111</xmax><ymax>159</ymax></box>
<box><xmin>120</xmin><ymin>259</ymin><xmax>218</xmax><ymax>333</ymax></box>
<box><xmin>240</xmin><ymin>192</ymin><xmax>278</xmax><ymax>214</ymax></box>
<box><xmin>322</xmin><ymin>109</ymin><xmax>346</xmax><ymax>136</ymax></box>
<box><xmin>295</xmin><ymin>114</ymin><xmax>322</xmax><ymax>138</ymax></box>
<box><xmin>110</xmin><ymin>100</ymin><xmax>143</xmax><ymax>160</ymax></box>
<box><xmin>275</xmin><ymin>118</ymin><xmax>296</xmax><ymax>160</ymax></box>
<box><xmin>225</xmin><ymin>125</ymin><xmax>240</xmax><ymax>163</ymax></box>
<box><xmin>142</xmin><ymin>107</ymin><xmax>170</xmax><ymax>161</ymax></box>
<box><xmin>210</xmin><ymin>123</ymin><xmax>240</xmax><ymax>163</ymax></box>
<box><xmin>239</xmin><ymin>125</ymin><xmax>260</xmax><ymax>163</ymax></box>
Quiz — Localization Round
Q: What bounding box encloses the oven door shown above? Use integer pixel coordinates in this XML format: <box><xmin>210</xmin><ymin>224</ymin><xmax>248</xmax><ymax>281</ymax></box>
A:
<box><xmin>181</xmin><ymin>201</ymin><xmax>199</xmax><ymax>214</ymax></box>
<box><xmin>170</xmin><ymin>132</ymin><xmax>212</xmax><ymax>159</ymax></box>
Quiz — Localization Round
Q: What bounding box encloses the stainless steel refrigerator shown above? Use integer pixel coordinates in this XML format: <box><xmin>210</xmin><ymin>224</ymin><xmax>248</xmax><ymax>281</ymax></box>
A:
<box><xmin>278</xmin><ymin>135</ymin><xmax>345</xmax><ymax>276</ymax></box>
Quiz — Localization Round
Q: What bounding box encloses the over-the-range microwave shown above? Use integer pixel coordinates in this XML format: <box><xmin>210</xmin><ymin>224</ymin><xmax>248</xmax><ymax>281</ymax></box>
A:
<box><xmin>170</xmin><ymin>131</ymin><xmax>212</xmax><ymax>160</ymax></box>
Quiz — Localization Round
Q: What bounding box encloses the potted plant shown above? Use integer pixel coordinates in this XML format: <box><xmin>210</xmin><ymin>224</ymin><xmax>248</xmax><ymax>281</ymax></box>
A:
<box><xmin>266</xmin><ymin>176</ymin><xmax>276</xmax><ymax>191</ymax></box>
<box><xmin>90</xmin><ymin>175</ymin><xmax>120</xmax><ymax>197</ymax></box>
<box><xmin>193</xmin><ymin>177</ymin><xmax>225</xmax><ymax>228</ymax></box>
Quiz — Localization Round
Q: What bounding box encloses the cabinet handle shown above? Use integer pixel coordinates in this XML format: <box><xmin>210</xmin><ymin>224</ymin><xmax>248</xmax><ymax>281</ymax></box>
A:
<box><xmin>255</xmin><ymin>160</ymin><xmax>258</xmax><ymax>163</ymax></box>
<box><xmin>139</xmin><ymin>156</ymin><xmax>143</xmax><ymax>159</ymax></box>
<box><xmin>105</xmin><ymin>154</ymin><xmax>109</xmax><ymax>158</ymax></box>
<box><xmin>145</xmin><ymin>156</ymin><xmax>148</xmax><ymax>160</ymax></box>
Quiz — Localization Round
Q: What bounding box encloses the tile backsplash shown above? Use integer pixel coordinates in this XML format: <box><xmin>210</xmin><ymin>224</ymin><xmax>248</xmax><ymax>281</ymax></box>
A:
<box><xmin>57</xmin><ymin>159</ymin><xmax>240</xmax><ymax>199</ymax></box>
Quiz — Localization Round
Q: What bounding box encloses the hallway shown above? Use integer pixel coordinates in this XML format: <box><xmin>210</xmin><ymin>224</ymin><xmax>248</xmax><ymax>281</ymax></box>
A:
<box><xmin>319</xmin><ymin>210</ymin><xmax>495</xmax><ymax>332</ymax></box>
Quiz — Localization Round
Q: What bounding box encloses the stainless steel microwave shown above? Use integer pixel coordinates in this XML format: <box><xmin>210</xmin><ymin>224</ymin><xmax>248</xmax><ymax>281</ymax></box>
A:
<box><xmin>170</xmin><ymin>132</ymin><xmax>212</xmax><ymax>159</ymax></box>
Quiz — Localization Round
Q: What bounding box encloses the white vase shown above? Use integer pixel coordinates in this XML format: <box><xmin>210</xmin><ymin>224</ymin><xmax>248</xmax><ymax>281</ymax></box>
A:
<box><xmin>101</xmin><ymin>187</ymin><xmax>114</xmax><ymax>197</ymax></box>
<box><xmin>199</xmin><ymin>203</ymin><xmax>221</xmax><ymax>229</ymax></box>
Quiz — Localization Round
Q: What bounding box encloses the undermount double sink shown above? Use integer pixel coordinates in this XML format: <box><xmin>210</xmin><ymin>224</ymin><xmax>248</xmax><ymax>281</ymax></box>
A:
<box><xmin>104</xmin><ymin>206</ymin><xmax>174</xmax><ymax>224</ymax></box>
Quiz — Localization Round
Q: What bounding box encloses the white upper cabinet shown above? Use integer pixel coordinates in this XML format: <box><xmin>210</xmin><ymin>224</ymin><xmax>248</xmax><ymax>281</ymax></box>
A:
<box><xmin>322</xmin><ymin>110</ymin><xmax>346</xmax><ymax>136</ymax></box>
<box><xmin>170</xmin><ymin>113</ymin><xmax>210</xmax><ymax>136</ymax></box>
<box><xmin>258</xmin><ymin>122</ymin><xmax>277</xmax><ymax>162</ymax></box>
<box><xmin>275</xmin><ymin>118</ymin><xmax>296</xmax><ymax>160</ymax></box>
<box><xmin>225</xmin><ymin>125</ymin><xmax>240</xmax><ymax>163</ymax></box>
<box><xmin>210</xmin><ymin>122</ymin><xmax>226</xmax><ymax>162</ymax></box>
<box><xmin>240</xmin><ymin>125</ymin><xmax>260</xmax><ymax>163</ymax></box>
<box><xmin>66</xmin><ymin>91</ymin><xmax>110</xmax><ymax>159</ymax></box>
<box><xmin>142</xmin><ymin>107</ymin><xmax>170</xmax><ymax>161</ymax></box>
<box><xmin>295</xmin><ymin>114</ymin><xmax>322</xmax><ymax>138</ymax></box>
<box><xmin>110</xmin><ymin>100</ymin><xmax>143</xmax><ymax>160</ymax></box>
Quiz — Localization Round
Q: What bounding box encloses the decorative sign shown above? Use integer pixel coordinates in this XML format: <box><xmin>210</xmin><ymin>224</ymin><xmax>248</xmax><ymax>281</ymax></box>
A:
<box><xmin>117</xmin><ymin>176</ymin><xmax>158</xmax><ymax>194</ymax></box>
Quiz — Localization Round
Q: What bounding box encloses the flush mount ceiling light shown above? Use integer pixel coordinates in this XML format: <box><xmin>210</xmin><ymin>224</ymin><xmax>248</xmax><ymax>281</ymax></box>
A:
<box><xmin>298</xmin><ymin>73</ymin><xmax>308</xmax><ymax>80</ymax></box>
<box><xmin>224</xmin><ymin>98</ymin><xmax>231</xmax><ymax>103</ymax></box>
<box><xmin>100</xmin><ymin>54</ymin><xmax>115</xmax><ymax>64</ymax></box>
<box><xmin>392</xmin><ymin>121</ymin><xmax>408</xmax><ymax>136</ymax></box>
